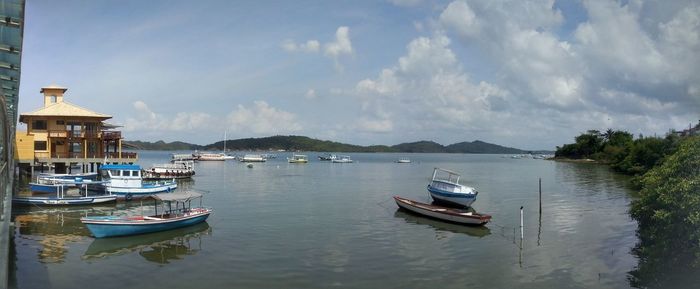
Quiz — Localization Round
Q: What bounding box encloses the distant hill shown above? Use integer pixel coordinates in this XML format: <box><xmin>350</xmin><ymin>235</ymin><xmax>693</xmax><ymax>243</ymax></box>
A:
<box><xmin>446</xmin><ymin>140</ymin><xmax>524</xmax><ymax>154</ymax></box>
<box><xmin>124</xmin><ymin>140</ymin><xmax>203</xmax><ymax>151</ymax></box>
<box><xmin>126</xmin><ymin>135</ymin><xmax>537</xmax><ymax>154</ymax></box>
<box><xmin>391</xmin><ymin>141</ymin><xmax>446</xmax><ymax>153</ymax></box>
<box><xmin>204</xmin><ymin>135</ymin><xmax>395</xmax><ymax>152</ymax></box>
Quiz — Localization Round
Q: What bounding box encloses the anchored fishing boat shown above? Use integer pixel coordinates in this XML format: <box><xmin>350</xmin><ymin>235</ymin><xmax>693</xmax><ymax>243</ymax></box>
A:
<box><xmin>393</xmin><ymin>196</ymin><xmax>490</xmax><ymax>225</ymax></box>
<box><xmin>427</xmin><ymin>168</ymin><xmax>478</xmax><ymax>207</ymax></box>
<box><xmin>81</xmin><ymin>191</ymin><xmax>212</xmax><ymax>238</ymax></box>
<box><xmin>100</xmin><ymin>164</ymin><xmax>177</xmax><ymax>200</ymax></box>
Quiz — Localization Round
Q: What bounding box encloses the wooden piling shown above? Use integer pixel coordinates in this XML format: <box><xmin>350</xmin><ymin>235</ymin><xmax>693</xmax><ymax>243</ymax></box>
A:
<box><xmin>539</xmin><ymin>178</ymin><xmax>542</xmax><ymax>216</ymax></box>
<box><xmin>520</xmin><ymin>206</ymin><xmax>524</xmax><ymax>239</ymax></box>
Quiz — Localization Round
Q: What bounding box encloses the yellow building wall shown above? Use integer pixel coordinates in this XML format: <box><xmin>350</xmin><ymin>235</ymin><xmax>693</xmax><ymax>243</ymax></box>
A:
<box><xmin>14</xmin><ymin>131</ymin><xmax>35</xmax><ymax>162</ymax></box>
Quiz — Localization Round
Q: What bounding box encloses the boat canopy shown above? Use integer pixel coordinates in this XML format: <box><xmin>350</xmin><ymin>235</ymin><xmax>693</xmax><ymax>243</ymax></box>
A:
<box><xmin>101</xmin><ymin>164</ymin><xmax>141</xmax><ymax>171</ymax></box>
<box><xmin>153</xmin><ymin>191</ymin><xmax>202</xmax><ymax>202</ymax></box>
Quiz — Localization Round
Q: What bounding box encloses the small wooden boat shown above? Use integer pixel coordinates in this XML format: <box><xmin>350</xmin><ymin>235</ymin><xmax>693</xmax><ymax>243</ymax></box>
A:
<box><xmin>81</xmin><ymin>191</ymin><xmax>212</xmax><ymax>238</ymax></box>
<box><xmin>393</xmin><ymin>196</ymin><xmax>491</xmax><ymax>225</ymax></box>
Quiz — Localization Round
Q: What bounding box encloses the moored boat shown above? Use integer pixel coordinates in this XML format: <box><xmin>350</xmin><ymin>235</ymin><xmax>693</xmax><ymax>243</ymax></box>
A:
<box><xmin>331</xmin><ymin>155</ymin><xmax>353</xmax><ymax>163</ymax></box>
<box><xmin>81</xmin><ymin>191</ymin><xmax>212</xmax><ymax>238</ymax></box>
<box><xmin>287</xmin><ymin>154</ymin><xmax>309</xmax><ymax>163</ymax></box>
<box><xmin>318</xmin><ymin>154</ymin><xmax>337</xmax><ymax>161</ymax></box>
<box><xmin>14</xmin><ymin>180</ymin><xmax>115</xmax><ymax>206</ymax></box>
<box><xmin>100</xmin><ymin>164</ymin><xmax>177</xmax><ymax>200</ymax></box>
<box><xmin>171</xmin><ymin>153</ymin><xmax>197</xmax><ymax>162</ymax></box>
<box><xmin>393</xmin><ymin>196</ymin><xmax>490</xmax><ymax>225</ymax></box>
<box><xmin>396</xmin><ymin>158</ymin><xmax>411</xmax><ymax>163</ymax></box>
<box><xmin>143</xmin><ymin>161</ymin><xmax>195</xmax><ymax>180</ymax></box>
<box><xmin>427</xmin><ymin>168</ymin><xmax>478</xmax><ymax>207</ymax></box>
<box><xmin>240</xmin><ymin>154</ymin><xmax>266</xmax><ymax>162</ymax></box>
<box><xmin>197</xmin><ymin>153</ymin><xmax>226</xmax><ymax>161</ymax></box>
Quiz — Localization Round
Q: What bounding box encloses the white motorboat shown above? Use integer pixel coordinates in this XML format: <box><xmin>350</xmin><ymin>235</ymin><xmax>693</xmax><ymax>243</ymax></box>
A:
<box><xmin>331</xmin><ymin>155</ymin><xmax>353</xmax><ymax>163</ymax></box>
<box><xmin>427</xmin><ymin>168</ymin><xmax>478</xmax><ymax>207</ymax></box>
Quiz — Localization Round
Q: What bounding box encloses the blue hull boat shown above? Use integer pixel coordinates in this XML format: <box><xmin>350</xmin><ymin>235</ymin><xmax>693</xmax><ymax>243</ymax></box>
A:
<box><xmin>427</xmin><ymin>168</ymin><xmax>479</xmax><ymax>208</ymax></box>
<box><xmin>81</xmin><ymin>191</ymin><xmax>211</xmax><ymax>238</ymax></box>
<box><xmin>83</xmin><ymin>212</ymin><xmax>210</xmax><ymax>238</ymax></box>
<box><xmin>13</xmin><ymin>195</ymin><xmax>117</xmax><ymax>206</ymax></box>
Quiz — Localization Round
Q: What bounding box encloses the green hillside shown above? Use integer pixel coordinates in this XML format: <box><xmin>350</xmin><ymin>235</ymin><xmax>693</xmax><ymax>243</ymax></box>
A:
<box><xmin>126</xmin><ymin>135</ymin><xmax>533</xmax><ymax>154</ymax></box>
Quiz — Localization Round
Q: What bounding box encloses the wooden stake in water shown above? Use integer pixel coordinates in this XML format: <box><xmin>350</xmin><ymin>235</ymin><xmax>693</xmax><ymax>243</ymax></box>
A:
<box><xmin>520</xmin><ymin>206</ymin><xmax>524</xmax><ymax>239</ymax></box>
<box><xmin>539</xmin><ymin>178</ymin><xmax>542</xmax><ymax>216</ymax></box>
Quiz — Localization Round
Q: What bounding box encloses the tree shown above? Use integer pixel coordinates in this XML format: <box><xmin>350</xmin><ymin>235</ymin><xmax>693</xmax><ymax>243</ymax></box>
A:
<box><xmin>629</xmin><ymin>136</ymin><xmax>700</xmax><ymax>287</ymax></box>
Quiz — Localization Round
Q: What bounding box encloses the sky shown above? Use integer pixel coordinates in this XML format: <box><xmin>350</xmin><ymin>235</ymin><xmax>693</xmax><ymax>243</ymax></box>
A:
<box><xmin>16</xmin><ymin>0</ymin><xmax>700</xmax><ymax>150</ymax></box>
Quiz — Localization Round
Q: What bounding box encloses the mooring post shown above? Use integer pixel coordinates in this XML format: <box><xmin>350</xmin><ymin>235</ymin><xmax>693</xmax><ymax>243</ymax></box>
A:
<box><xmin>539</xmin><ymin>178</ymin><xmax>542</xmax><ymax>216</ymax></box>
<box><xmin>520</xmin><ymin>206</ymin><xmax>524</xmax><ymax>239</ymax></box>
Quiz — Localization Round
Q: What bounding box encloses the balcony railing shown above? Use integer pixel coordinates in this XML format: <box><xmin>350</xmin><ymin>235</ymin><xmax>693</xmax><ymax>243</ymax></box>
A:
<box><xmin>47</xmin><ymin>130</ymin><xmax>103</xmax><ymax>139</ymax></box>
<box><xmin>48</xmin><ymin>130</ymin><xmax>67</xmax><ymax>138</ymax></box>
<box><xmin>102</xmin><ymin>131</ymin><xmax>121</xmax><ymax>139</ymax></box>
<box><xmin>34</xmin><ymin>151</ymin><xmax>138</xmax><ymax>160</ymax></box>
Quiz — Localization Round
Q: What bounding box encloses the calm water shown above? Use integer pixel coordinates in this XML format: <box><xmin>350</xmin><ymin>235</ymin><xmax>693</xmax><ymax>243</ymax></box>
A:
<box><xmin>9</xmin><ymin>151</ymin><xmax>639</xmax><ymax>289</ymax></box>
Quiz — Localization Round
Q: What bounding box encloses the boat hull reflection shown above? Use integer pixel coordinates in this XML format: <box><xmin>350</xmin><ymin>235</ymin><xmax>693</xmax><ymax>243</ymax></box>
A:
<box><xmin>83</xmin><ymin>222</ymin><xmax>211</xmax><ymax>264</ymax></box>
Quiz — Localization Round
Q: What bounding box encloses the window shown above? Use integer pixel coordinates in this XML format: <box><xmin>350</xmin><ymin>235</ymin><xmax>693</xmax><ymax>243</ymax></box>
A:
<box><xmin>34</xmin><ymin>141</ymin><xmax>47</xmax><ymax>151</ymax></box>
<box><xmin>50</xmin><ymin>95</ymin><xmax>57</xmax><ymax>103</ymax></box>
<box><xmin>56</xmin><ymin>120</ymin><xmax>64</xmax><ymax>125</ymax></box>
<box><xmin>32</xmin><ymin>120</ymin><xmax>47</xmax><ymax>130</ymax></box>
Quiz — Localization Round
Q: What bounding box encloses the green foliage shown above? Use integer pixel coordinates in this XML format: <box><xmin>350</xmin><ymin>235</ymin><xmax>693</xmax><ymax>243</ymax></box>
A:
<box><xmin>629</xmin><ymin>136</ymin><xmax>700</xmax><ymax>287</ymax></box>
<box><xmin>555</xmin><ymin>128</ymin><xmax>678</xmax><ymax>176</ymax></box>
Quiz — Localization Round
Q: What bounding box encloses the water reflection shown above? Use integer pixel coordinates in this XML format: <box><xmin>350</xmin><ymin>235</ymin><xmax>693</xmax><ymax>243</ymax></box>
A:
<box><xmin>12</xmin><ymin>205</ymin><xmax>117</xmax><ymax>263</ymax></box>
<box><xmin>393</xmin><ymin>209</ymin><xmax>491</xmax><ymax>238</ymax></box>
<box><xmin>83</xmin><ymin>222</ymin><xmax>211</xmax><ymax>264</ymax></box>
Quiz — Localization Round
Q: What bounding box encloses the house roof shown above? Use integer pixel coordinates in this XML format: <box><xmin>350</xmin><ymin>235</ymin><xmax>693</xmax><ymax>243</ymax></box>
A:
<box><xmin>19</xmin><ymin>101</ymin><xmax>112</xmax><ymax>123</ymax></box>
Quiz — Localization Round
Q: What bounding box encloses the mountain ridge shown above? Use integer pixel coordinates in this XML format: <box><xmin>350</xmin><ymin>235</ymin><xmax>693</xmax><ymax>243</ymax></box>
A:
<box><xmin>124</xmin><ymin>135</ymin><xmax>549</xmax><ymax>154</ymax></box>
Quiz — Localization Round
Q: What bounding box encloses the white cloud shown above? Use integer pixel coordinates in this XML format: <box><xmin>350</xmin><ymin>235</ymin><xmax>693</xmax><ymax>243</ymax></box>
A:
<box><xmin>124</xmin><ymin>100</ymin><xmax>213</xmax><ymax>132</ymax></box>
<box><xmin>353</xmin><ymin>33</ymin><xmax>508</xmax><ymax>136</ymax></box>
<box><xmin>388</xmin><ymin>0</ymin><xmax>422</xmax><ymax>7</ymax></box>
<box><xmin>305</xmin><ymin>88</ymin><xmax>317</xmax><ymax>99</ymax></box>
<box><xmin>282</xmin><ymin>39</ymin><xmax>320</xmax><ymax>53</ymax></box>
<box><xmin>283</xmin><ymin>26</ymin><xmax>353</xmax><ymax>70</ymax></box>
<box><xmin>429</xmin><ymin>0</ymin><xmax>699</xmax><ymax>146</ymax></box>
<box><xmin>355</xmin><ymin>118</ymin><xmax>393</xmax><ymax>133</ymax></box>
<box><xmin>439</xmin><ymin>1</ymin><xmax>479</xmax><ymax>37</ymax></box>
<box><xmin>226</xmin><ymin>101</ymin><xmax>302</xmax><ymax>135</ymax></box>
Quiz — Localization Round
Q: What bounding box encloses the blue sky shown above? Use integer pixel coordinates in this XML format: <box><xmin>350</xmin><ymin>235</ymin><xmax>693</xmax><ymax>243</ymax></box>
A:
<box><xmin>17</xmin><ymin>0</ymin><xmax>700</xmax><ymax>150</ymax></box>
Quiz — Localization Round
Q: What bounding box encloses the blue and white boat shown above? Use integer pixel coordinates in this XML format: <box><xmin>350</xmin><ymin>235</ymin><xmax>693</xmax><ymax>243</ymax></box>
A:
<box><xmin>100</xmin><ymin>164</ymin><xmax>177</xmax><ymax>200</ymax></box>
<box><xmin>14</xmin><ymin>180</ymin><xmax>116</xmax><ymax>206</ymax></box>
<box><xmin>81</xmin><ymin>191</ymin><xmax>212</xmax><ymax>238</ymax></box>
<box><xmin>427</xmin><ymin>168</ymin><xmax>479</xmax><ymax>208</ymax></box>
<box><xmin>30</xmin><ymin>172</ymin><xmax>100</xmax><ymax>193</ymax></box>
